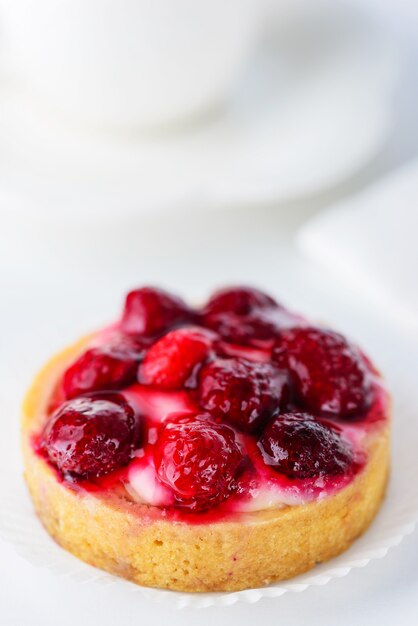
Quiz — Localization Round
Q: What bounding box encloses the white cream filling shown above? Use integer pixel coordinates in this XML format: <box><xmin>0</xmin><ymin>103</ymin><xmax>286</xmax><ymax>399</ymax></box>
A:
<box><xmin>127</xmin><ymin>458</ymin><xmax>174</xmax><ymax>507</ymax></box>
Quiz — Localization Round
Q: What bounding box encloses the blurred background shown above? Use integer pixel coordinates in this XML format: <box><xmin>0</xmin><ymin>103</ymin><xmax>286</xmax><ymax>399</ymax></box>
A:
<box><xmin>0</xmin><ymin>0</ymin><xmax>417</xmax><ymax>624</ymax></box>
<box><xmin>1</xmin><ymin>0</ymin><xmax>417</xmax><ymax>349</ymax></box>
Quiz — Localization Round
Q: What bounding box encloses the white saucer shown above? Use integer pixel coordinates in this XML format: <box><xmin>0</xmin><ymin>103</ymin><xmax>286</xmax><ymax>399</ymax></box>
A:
<box><xmin>0</xmin><ymin>3</ymin><xmax>398</xmax><ymax>221</ymax></box>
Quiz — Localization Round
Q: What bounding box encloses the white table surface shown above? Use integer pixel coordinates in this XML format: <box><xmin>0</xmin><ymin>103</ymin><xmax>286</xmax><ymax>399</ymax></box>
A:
<box><xmin>1</xmin><ymin>2</ymin><xmax>418</xmax><ymax>624</ymax></box>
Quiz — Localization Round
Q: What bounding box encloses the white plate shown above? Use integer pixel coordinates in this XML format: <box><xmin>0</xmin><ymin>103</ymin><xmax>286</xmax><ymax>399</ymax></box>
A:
<box><xmin>0</xmin><ymin>316</ymin><xmax>417</xmax><ymax>609</ymax></box>
<box><xmin>0</xmin><ymin>3</ymin><xmax>398</xmax><ymax>221</ymax></box>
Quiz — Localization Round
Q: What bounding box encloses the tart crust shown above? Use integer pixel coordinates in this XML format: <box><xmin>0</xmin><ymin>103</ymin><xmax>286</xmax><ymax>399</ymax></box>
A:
<box><xmin>22</xmin><ymin>339</ymin><xmax>390</xmax><ymax>592</ymax></box>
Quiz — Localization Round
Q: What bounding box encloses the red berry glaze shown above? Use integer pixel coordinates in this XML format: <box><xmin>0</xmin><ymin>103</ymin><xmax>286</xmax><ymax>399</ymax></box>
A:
<box><xmin>258</xmin><ymin>413</ymin><xmax>353</xmax><ymax>479</ymax></box>
<box><xmin>138</xmin><ymin>327</ymin><xmax>214</xmax><ymax>390</ymax></box>
<box><xmin>121</xmin><ymin>287</ymin><xmax>194</xmax><ymax>337</ymax></box>
<box><xmin>198</xmin><ymin>357</ymin><xmax>289</xmax><ymax>432</ymax></box>
<box><xmin>42</xmin><ymin>392</ymin><xmax>141</xmax><ymax>479</ymax></box>
<box><xmin>154</xmin><ymin>414</ymin><xmax>243</xmax><ymax>511</ymax></box>
<box><xmin>273</xmin><ymin>327</ymin><xmax>374</xmax><ymax>419</ymax></box>
<box><xmin>202</xmin><ymin>286</ymin><xmax>298</xmax><ymax>345</ymax></box>
<box><xmin>63</xmin><ymin>337</ymin><xmax>145</xmax><ymax>399</ymax></box>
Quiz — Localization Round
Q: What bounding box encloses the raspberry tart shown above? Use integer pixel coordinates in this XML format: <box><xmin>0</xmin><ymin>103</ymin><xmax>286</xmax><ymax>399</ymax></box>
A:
<box><xmin>22</xmin><ymin>286</ymin><xmax>390</xmax><ymax>592</ymax></box>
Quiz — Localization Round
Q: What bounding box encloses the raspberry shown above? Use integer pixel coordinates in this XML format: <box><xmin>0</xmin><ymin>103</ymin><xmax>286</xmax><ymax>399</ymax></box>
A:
<box><xmin>204</xmin><ymin>287</ymin><xmax>277</xmax><ymax>316</ymax></box>
<box><xmin>121</xmin><ymin>287</ymin><xmax>194</xmax><ymax>336</ymax></box>
<box><xmin>258</xmin><ymin>413</ymin><xmax>353</xmax><ymax>479</ymax></box>
<box><xmin>105</xmin><ymin>332</ymin><xmax>150</xmax><ymax>358</ymax></box>
<box><xmin>154</xmin><ymin>414</ymin><xmax>243</xmax><ymax>511</ymax></box>
<box><xmin>62</xmin><ymin>336</ymin><xmax>145</xmax><ymax>399</ymax></box>
<box><xmin>138</xmin><ymin>327</ymin><xmax>214</xmax><ymax>390</ymax></box>
<box><xmin>273</xmin><ymin>327</ymin><xmax>373</xmax><ymax>419</ymax></box>
<box><xmin>202</xmin><ymin>286</ymin><xmax>298</xmax><ymax>345</ymax></box>
<box><xmin>42</xmin><ymin>392</ymin><xmax>141</xmax><ymax>479</ymax></box>
<box><xmin>198</xmin><ymin>358</ymin><xmax>289</xmax><ymax>432</ymax></box>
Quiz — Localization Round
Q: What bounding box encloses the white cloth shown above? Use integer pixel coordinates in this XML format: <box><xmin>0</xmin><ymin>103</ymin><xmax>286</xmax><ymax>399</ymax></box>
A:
<box><xmin>298</xmin><ymin>159</ymin><xmax>418</xmax><ymax>336</ymax></box>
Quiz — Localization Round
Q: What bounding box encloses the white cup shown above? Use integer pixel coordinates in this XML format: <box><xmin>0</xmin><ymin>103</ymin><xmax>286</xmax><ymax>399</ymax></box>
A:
<box><xmin>0</xmin><ymin>0</ymin><xmax>261</xmax><ymax>128</ymax></box>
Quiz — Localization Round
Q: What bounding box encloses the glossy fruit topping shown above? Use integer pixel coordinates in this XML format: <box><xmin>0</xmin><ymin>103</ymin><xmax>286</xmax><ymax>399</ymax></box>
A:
<box><xmin>202</xmin><ymin>286</ymin><xmax>297</xmax><ymax>345</ymax></box>
<box><xmin>121</xmin><ymin>287</ymin><xmax>194</xmax><ymax>337</ymax></box>
<box><xmin>153</xmin><ymin>414</ymin><xmax>243</xmax><ymax>511</ymax></box>
<box><xmin>63</xmin><ymin>338</ymin><xmax>144</xmax><ymax>399</ymax></box>
<box><xmin>198</xmin><ymin>357</ymin><xmax>289</xmax><ymax>432</ymax></box>
<box><xmin>138</xmin><ymin>327</ymin><xmax>214</xmax><ymax>390</ymax></box>
<box><xmin>39</xmin><ymin>286</ymin><xmax>384</xmax><ymax>513</ymax></box>
<box><xmin>273</xmin><ymin>327</ymin><xmax>374</xmax><ymax>419</ymax></box>
<box><xmin>258</xmin><ymin>413</ymin><xmax>353</xmax><ymax>479</ymax></box>
<box><xmin>42</xmin><ymin>392</ymin><xmax>141</xmax><ymax>479</ymax></box>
